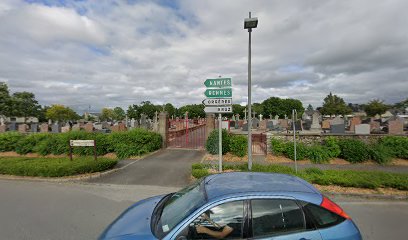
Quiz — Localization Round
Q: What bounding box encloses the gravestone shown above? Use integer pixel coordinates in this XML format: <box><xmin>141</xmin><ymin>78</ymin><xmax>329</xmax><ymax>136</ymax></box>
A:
<box><xmin>330</xmin><ymin>124</ymin><xmax>345</xmax><ymax>134</ymax></box>
<box><xmin>310</xmin><ymin>112</ymin><xmax>321</xmax><ymax>130</ymax></box>
<box><xmin>31</xmin><ymin>123</ymin><xmax>38</xmax><ymax>133</ymax></box>
<box><xmin>94</xmin><ymin>123</ymin><xmax>103</xmax><ymax>131</ymax></box>
<box><xmin>238</xmin><ymin>120</ymin><xmax>244</xmax><ymax>128</ymax></box>
<box><xmin>271</xmin><ymin>119</ymin><xmax>279</xmax><ymax>126</ymax></box>
<box><xmin>259</xmin><ymin>114</ymin><xmax>263</xmax><ymax>121</ymax></box>
<box><xmin>259</xmin><ymin>120</ymin><xmax>267</xmax><ymax>130</ymax></box>
<box><xmin>370</xmin><ymin>120</ymin><xmax>381</xmax><ymax>132</ymax></box>
<box><xmin>279</xmin><ymin>119</ymin><xmax>289</xmax><ymax>129</ymax></box>
<box><xmin>0</xmin><ymin>125</ymin><xmax>6</xmax><ymax>133</ymax></box>
<box><xmin>52</xmin><ymin>123</ymin><xmax>61</xmax><ymax>133</ymax></box>
<box><xmin>18</xmin><ymin>124</ymin><xmax>28</xmax><ymax>133</ymax></box>
<box><xmin>355</xmin><ymin>124</ymin><xmax>370</xmax><ymax>135</ymax></box>
<box><xmin>302</xmin><ymin>112</ymin><xmax>310</xmax><ymax>121</ymax></box>
<box><xmin>267</xmin><ymin>121</ymin><xmax>274</xmax><ymax>130</ymax></box>
<box><xmin>40</xmin><ymin>123</ymin><xmax>49</xmax><ymax>133</ymax></box>
<box><xmin>130</xmin><ymin>118</ymin><xmax>136</xmax><ymax>128</ymax></box>
<box><xmin>61</xmin><ymin>126</ymin><xmax>70</xmax><ymax>133</ymax></box>
<box><xmin>8</xmin><ymin>122</ymin><xmax>16</xmax><ymax>131</ymax></box>
<box><xmin>303</xmin><ymin>119</ymin><xmax>312</xmax><ymax>131</ymax></box>
<box><xmin>72</xmin><ymin>123</ymin><xmax>81</xmax><ymax>131</ymax></box>
<box><xmin>48</xmin><ymin>119</ymin><xmax>52</xmax><ymax>125</ymax></box>
<box><xmin>349</xmin><ymin>117</ymin><xmax>362</xmax><ymax>132</ymax></box>
<box><xmin>232</xmin><ymin>115</ymin><xmax>236</xmax><ymax>121</ymax></box>
<box><xmin>102</xmin><ymin>121</ymin><xmax>110</xmax><ymax>130</ymax></box>
<box><xmin>388</xmin><ymin>116</ymin><xmax>404</xmax><ymax>135</ymax></box>
<box><xmin>242</xmin><ymin>123</ymin><xmax>248</xmax><ymax>131</ymax></box>
<box><xmin>322</xmin><ymin>120</ymin><xmax>331</xmax><ymax>129</ymax></box>
<box><xmin>274</xmin><ymin>115</ymin><xmax>279</xmax><ymax>120</ymax></box>
<box><xmin>140</xmin><ymin>114</ymin><xmax>147</xmax><ymax>129</ymax></box>
<box><xmin>252</xmin><ymin>118</ymin><xmax>260</xmax><ymax>129</ymax></box>
<box><xmin>330</xmin><ymin>116</ymin><xmax>344</xmax><ymax>126</ymax></box>
<box><xmin>83</xmin><ymin>123</ymin><xmax>93</xmax><ymax>133</ymax></box>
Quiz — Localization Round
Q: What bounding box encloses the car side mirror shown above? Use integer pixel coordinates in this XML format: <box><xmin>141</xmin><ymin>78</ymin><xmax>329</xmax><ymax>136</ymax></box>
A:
<box><xmin>177</xmin><ymin>236</ymin><xmax>187</xmax><ymax>240</ymax></box>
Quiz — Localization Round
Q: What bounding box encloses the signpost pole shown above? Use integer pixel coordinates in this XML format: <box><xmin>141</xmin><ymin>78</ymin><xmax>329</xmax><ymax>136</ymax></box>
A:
<box><xmin>247</xmin><ymin>12</ymin><xmax>253</xmax><ymax>171</ymax></box>
<box><xmin>293</xmin><ymin>109</ymin><xmax>298</xmax><ymax>173</ymax></box>
<box><xmin>69</xmin><ymin>142</ymin><xmax>73</xmax><ymax>161</ymax></box>
<box><xmin>218</xmin><ymin>113</ymin><xmax>222</xmax><ymax>173</ymax></box>
<box><xmin>94</xmin><ymin>140</ymin><xmax>97</xmax><ymax>161</ymax></box>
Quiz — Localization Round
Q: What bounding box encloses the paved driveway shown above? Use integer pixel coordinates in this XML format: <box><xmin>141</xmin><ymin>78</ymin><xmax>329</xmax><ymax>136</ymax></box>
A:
<box><xmin>88</xmin><ymin>149</ymin><xmax>204</xmax><ymax>187</ymax></box>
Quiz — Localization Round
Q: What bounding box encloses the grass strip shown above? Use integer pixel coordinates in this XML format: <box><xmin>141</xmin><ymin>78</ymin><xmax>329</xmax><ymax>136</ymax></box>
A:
<box><xmin>191</xmin><ymin>163</ymin><xmax>408</xmax><ymax>191</ymax></box>
<box><xmin>0</xmin><ymin>157</ymin><xmax>118</xmax><ymax>177</ymax></box>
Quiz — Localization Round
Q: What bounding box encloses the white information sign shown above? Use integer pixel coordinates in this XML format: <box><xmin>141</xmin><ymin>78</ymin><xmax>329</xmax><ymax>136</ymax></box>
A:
<box><xmin>202</xmin><ymin>98</ymin><xmax>232</xmax><ymax>106</ymax></box>
<box><xmin>70</xmin><ymin>140</ymin><xmax>95</xmax><ymax>147</ymax></box>
<box><xmin>204</xmin><ymin>106</ymin><xmax>233</xmax><ymax>113</ymax></box>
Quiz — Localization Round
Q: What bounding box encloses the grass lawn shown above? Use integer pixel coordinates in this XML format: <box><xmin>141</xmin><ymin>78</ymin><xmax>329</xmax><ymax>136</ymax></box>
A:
<box><xmin>0</xmin><ymin>156</ymin><xmax>118</xmax><ymax>177</ymax></box>
<box><xmin>192</xmin><ymin>163</ymin><xmax>408</xmax><ymax>191</ymax></box>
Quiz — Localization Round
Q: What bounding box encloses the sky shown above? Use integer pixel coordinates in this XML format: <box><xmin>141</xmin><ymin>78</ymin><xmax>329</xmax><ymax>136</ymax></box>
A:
<box><xmin>0</xmin><ymin>0</ymin><xmax>407</xmax><ymax>113</ymax></box>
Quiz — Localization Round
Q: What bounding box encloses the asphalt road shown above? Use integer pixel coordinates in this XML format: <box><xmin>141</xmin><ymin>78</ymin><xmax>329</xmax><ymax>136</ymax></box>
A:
<box><xmin>0</xmin><ymin>179</ymin><xmax>407</xmax><ymax>240</ymax></box>
<box><xmin>88</xmin><ymin>149</ymin><xmax>204</xmax><ymax>187</ymax></box>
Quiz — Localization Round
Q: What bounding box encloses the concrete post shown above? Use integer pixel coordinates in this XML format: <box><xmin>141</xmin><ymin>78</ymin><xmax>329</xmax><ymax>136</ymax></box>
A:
<box><xmin>206</xmin><ymin>114</ymin><xmax>215</xmax><ymax>139</ymax></box>
<box><xmin>158</xmin><ymin>112</ymin><xmax>169</xmax><ymax>148</ymax></box>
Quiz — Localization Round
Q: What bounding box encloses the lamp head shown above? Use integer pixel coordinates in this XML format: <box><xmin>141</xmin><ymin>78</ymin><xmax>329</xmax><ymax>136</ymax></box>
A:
<box><xmin>244</xmin><ymin>17</ymin><xmax>258</xmax><ymax>29</ymax></box>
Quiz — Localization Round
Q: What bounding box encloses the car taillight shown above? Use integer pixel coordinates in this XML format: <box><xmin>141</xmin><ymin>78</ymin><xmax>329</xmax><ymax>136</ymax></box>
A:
<box><xmin>320</xmin><ymin>196</ymin><xmax>350</xmax><ymax>219</ymax></box>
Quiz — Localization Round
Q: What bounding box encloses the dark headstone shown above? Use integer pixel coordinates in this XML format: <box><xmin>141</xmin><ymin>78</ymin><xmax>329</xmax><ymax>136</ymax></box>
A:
<box><xmin>267</xmin><ymin>121</ymin><xmax>274</xmax><ymax>130</ymax></box>
<box><xmin>252</xmin><ymin>118</ymin><xmax>260</xmax><ymax>129</ymax></box>
<box><xmin>52</xmin><ymin>123</ymin><xmax>61</xmax><ymax>133</ymax></box>
<box><xmin>242</xmin><ymin>123</ymin><xmax>248</xmax><ymax>131</ymax></box>
<box><xmin>31</xmin><ymin>123</ymin><xmax>38</xmax><ymax>133</ymax></box>
<box><xmin>303</xmin><ymin>119</ymin><xmax>312</xmax><ymax>130</ymax></box>
<box><xmin>330</xmin><ymin>124</ymin><xmax>345</xmax><ymax>134</ymax></box>
<box><xmin>8</xmin><ymin>122</ymin><xmax>16</xmax><ymax>131</ymax></box>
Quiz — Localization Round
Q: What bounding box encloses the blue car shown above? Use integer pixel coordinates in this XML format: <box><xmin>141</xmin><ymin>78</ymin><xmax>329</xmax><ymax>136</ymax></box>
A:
<box><xmin>99</xmin><ymin>172</ymin><xmax>362</xmax><ymax>240</ymax></box>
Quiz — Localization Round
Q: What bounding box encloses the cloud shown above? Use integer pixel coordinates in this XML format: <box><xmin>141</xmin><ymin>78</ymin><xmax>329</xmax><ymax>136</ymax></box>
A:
<box><xmin>0</xmin><ymin>0</ymin><xmax>407</xmax><ymax>114</ymax></box>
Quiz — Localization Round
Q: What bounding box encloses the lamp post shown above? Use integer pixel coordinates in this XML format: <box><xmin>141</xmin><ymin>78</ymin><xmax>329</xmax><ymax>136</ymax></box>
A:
<box><xmin>244</xmin><ymin>12</ymin><xmax>258</xmax><ymax>171</ymax></box>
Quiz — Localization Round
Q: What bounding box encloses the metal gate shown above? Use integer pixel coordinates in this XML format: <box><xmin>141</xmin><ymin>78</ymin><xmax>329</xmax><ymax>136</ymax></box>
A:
<box><xmin>167</xmin><ymin>118</ymin><xmax>206</xmax><ymax>149</ymax></box>
<box><xmin>252</xmin><ymin>133</ymin><xmax>267</xmax><ymax>155</ymax></box>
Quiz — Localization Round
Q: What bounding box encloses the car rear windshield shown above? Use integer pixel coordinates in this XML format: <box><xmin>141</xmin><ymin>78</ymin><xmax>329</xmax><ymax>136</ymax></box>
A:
<box><xmin>153</xmin><ymin>179</ymin><xmax>206</xmax><ymax>238</ymax></box>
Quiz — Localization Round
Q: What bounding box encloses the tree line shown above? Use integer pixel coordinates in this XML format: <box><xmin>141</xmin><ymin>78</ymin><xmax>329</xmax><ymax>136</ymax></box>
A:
<box><xmin>1</xmin><ymin>82</ymin><xmax>406</xmax><ymax>122</ymax></box>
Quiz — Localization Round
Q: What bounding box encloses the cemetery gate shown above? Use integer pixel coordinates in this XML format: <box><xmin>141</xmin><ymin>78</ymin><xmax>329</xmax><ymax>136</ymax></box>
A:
<box><xmin>167</xmin><ymin>118</ymin><xmax>207</xmax><ymax>149</ymax></box>
<box><xmin>251</xmin><ymin>133</ymin><xmax>267</xmax><ymax>155</ymax></box>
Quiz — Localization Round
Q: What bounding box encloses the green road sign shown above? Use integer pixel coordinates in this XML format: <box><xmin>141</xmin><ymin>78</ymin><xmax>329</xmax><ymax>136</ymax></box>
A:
<box><xmin>204</xmin><ymin>88</ymin><xmax>232</xmax><ymax>98</ymax></box>
<box><xmin>204</xmin><ymin>78</ymin><xmax>232</xmax><ymax>88</ymax></box>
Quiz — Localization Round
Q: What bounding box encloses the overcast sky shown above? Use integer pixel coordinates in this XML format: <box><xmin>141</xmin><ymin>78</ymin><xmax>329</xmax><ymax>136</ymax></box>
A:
<box><xmin>0</xmin><ymin>0</ymin><xmax>407</xmax><ymax>113</ymax></box>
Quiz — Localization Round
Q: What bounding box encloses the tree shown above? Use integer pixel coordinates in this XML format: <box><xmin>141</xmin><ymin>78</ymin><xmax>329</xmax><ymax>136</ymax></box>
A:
<box><xmin>261</xmin><ymin>97</ymin><xmax>304</xmax><ymax>118</ymax></box>
<box><xmin>307</xmin><ymin>104</ymin><xmax>314</xmax><ymax>111</ymax></box>
<box><xmin>0</xmin><ymin>82</ymin><xmax>12</xmax><ymax>116</ymax></box>
<box><xmin>364</xmin><ymin>99</ymin><xmax>388</xmax><ymax>117</ymax></box>
<box><xmin>164</xmin><ymin>103</ymin><xmax>176</xmax><ymax>117</ymax></box>
<box><xmin>113</xmin><ymin>107</ymin><xmax>126</xmax><ymax>121</ymax></box>
<box><xmin>139</xmin><ymin>101</ymin><xmax>160</xmax><ymax>119</ymax></box>
<box><xmin>394</xmin><ymin>98</ymin><xmax>408</xmax><ymax>109</ymax></box>
<box><xmin>127</xmin><ymin>104</ymin><xmax>140</xmax><ymax>119</ymax></box>
<box><xmin>320</xmin><ymin>92</ymin><xmax>352</xmax><ymax>116</ymax></box>
<box><xmin>100</xmin><ymin>108</ymin><xmax>115</xmax><ymax>121</ymax></box>
<box><xmin>45</xmin><ymin>105</ymin><xmax>79</xmax><ymax>121</ymax></box>
<box><xmin>10</xmin><ymin>92</ymin><xmax>41</xmax><ymax>117</ymax></box>
<box><xmin>178</xmin><ymin>104</ymin><xmax>205</xmax><ymax>118</ymax></box>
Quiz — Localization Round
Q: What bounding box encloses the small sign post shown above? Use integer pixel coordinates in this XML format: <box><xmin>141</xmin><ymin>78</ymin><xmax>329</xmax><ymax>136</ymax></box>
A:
<box><xmin>203</xmin><ymin>77</ymin><xmax>233</xmax><ymax>173</ymax></box>
<box><xmin>69</xmin><ymin>140</ymin><xmax>97</xmax><ymax>161</ymax></box>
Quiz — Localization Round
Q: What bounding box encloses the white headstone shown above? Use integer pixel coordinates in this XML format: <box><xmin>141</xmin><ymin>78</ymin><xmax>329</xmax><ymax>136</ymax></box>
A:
<box><xmin>355</xmin><ymin>124</ymin><xmax>370</xmax><ymax>135</ymax></box>
<box><xmin>259</xmin><ymin>114</ymin><xmax>263</xmax><ymax>121</ymax></box>
<box><xmin>310</xmin><ymin>112</ymin><xmax>321</xmax><ymax>130</ymax></box>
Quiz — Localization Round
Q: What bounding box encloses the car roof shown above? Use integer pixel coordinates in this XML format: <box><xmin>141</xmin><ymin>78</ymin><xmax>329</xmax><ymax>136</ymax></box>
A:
<box><xmin>203</xmin><ymin>172</ymin><xmax>320</xmax><ymax>201</ymax></box>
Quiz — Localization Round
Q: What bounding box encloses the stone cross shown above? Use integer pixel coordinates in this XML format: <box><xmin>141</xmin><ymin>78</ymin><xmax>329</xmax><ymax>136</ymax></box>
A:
<box><xmin>154</xmin><ymin>111</ymin><xmax>158</xmax><ymax>123</ymax></box>
<box><xmin>284</xmin><ymin>114</ymin><xmax>287</xmax><ymax>119</ymax></box>
<box><xmin>269</xmin><ymin>114</ymin><xmax>273</xmax><ymax>120</ymax></box>
<box><xmin>244</xmin><ymin>108</ymin><xmax>247</xmax><ymax>120</ymax></box>
<box><xmin>252</xmin><ymin>111</ymin><xmax>257</xmax><ymax>119</ymax></box>
<box><xmin>259</xmin><ymin>114</ymin><xmax>263</xmax><ymax>121</ymax></box>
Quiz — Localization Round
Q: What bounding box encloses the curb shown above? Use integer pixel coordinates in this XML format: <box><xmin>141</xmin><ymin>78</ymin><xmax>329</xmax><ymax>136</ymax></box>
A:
<box><xmin>0</xmin><ymin>150</ymin><xmax>161</xmax><ymax>183</ymax></box>
<box><xmin>322</xmin><ymin>191</ymin><xmax>408</xmax><ymax>200</ymax></box>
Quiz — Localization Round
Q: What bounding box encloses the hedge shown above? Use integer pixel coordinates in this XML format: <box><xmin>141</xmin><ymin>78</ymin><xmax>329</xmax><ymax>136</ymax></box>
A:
<box><xmin>205</xmin><ymin>129</ymin><xmax>230</xmax><ymax>155</ymax></box>
<box><xmin>0</xmin><ymin>129</ymin><xmax>162</xmax><ymax>159</ymax></box>
<box><xmin>191</xmin><ymin>163</ymin><xmax>408</xmax><ymax>190</ymax></box>
<box><xmin>270</xmin><ymin>137</ymin><xmax>406</xmax><ymax>164</ymax></box>
<box><xmin>0</xmin><ymin>156</ymin><xmax>117</xmax><ymax>177</ymax></box>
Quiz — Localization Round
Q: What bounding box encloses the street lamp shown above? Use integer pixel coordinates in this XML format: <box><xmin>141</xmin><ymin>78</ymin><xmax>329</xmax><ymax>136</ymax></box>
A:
<box><xmin>244</xmin><ymin>12</ymin><xmax>258</xmax><ymax>171</ymax></box>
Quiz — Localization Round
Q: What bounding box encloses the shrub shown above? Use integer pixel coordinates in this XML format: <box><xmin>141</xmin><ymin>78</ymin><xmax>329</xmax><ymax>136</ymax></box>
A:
<box><xmin>304</xmin><ymin>167</ymin><xmax>324</xmax><ymax>175</ymax></box>
<box><xmin>323</xmin><ymin>136</ymin><xmax>341</xmax><ymax>158</ymax></box>
<box><xmin>229</xmin><ymin>135</ymin><xmax>247</xmax><ymax>157</ymax></box>
<box><xmin>15</xmin><ymin>133</ymin><xmax>49</xmax><ymax>155</ymax></box>
<box><xmin>192</xmin><ymin>168</ymin><xmax>210</xmax><ymax>179</ymax></box>
<box><xmin>270</xmin><ymin>138</ymin><xmax>287</xmax><ymax>155</ymax></box>
<box><xmin>0</xmin><ymin>132</ymin><xmax>24</xmax><ymax>152</ymax></box>
<box><xmin>285</xmin><ymin>142</ymin><xmax>307</xmax><ymax>160</ymax></box>
<box><xmin>338</xmin><ymin>139</ymin><xmax>370</xmax><ymax>163</ymax></box>
<box><xmin>109</xmin><ymin>129</ymin><xmax>162</xmax><ymax>159</ymax></box>
<box><xmin>379</xmin><ymin>136</ymin><xmax>408</xmax><ymax>159</ymax></box>
<box><xmin>368</xmin><ymin>144</ymin><xmax>393</xmax><ymax>165</ymax></box>
<box><xmin>0</xmin><ymin>156</ymin><xmax>117</xmax><ymax>177</ymax></box>
<box><xmin>306</xmin><ymin>145</ymin><xmax>330</xmax><ymax>164</ymax></box>
<box><xmin>205</xmin><ymin>129</ymin><xmax>230</xmax><ymax>155</ymax></box>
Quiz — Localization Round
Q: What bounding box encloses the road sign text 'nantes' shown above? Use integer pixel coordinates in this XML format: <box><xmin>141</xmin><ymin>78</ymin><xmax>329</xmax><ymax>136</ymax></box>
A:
<box><xmin>204</xmin><ymin>78</ymin><xmax>232</xmax><ymax>88</ymax></box>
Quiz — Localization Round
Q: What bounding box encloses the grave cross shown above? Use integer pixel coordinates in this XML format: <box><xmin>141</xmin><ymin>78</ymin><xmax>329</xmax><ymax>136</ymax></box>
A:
<box><xmin>244</xmin><ymin>108</ymin><xmax>248</xmax><ymax>120</ymax></box>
